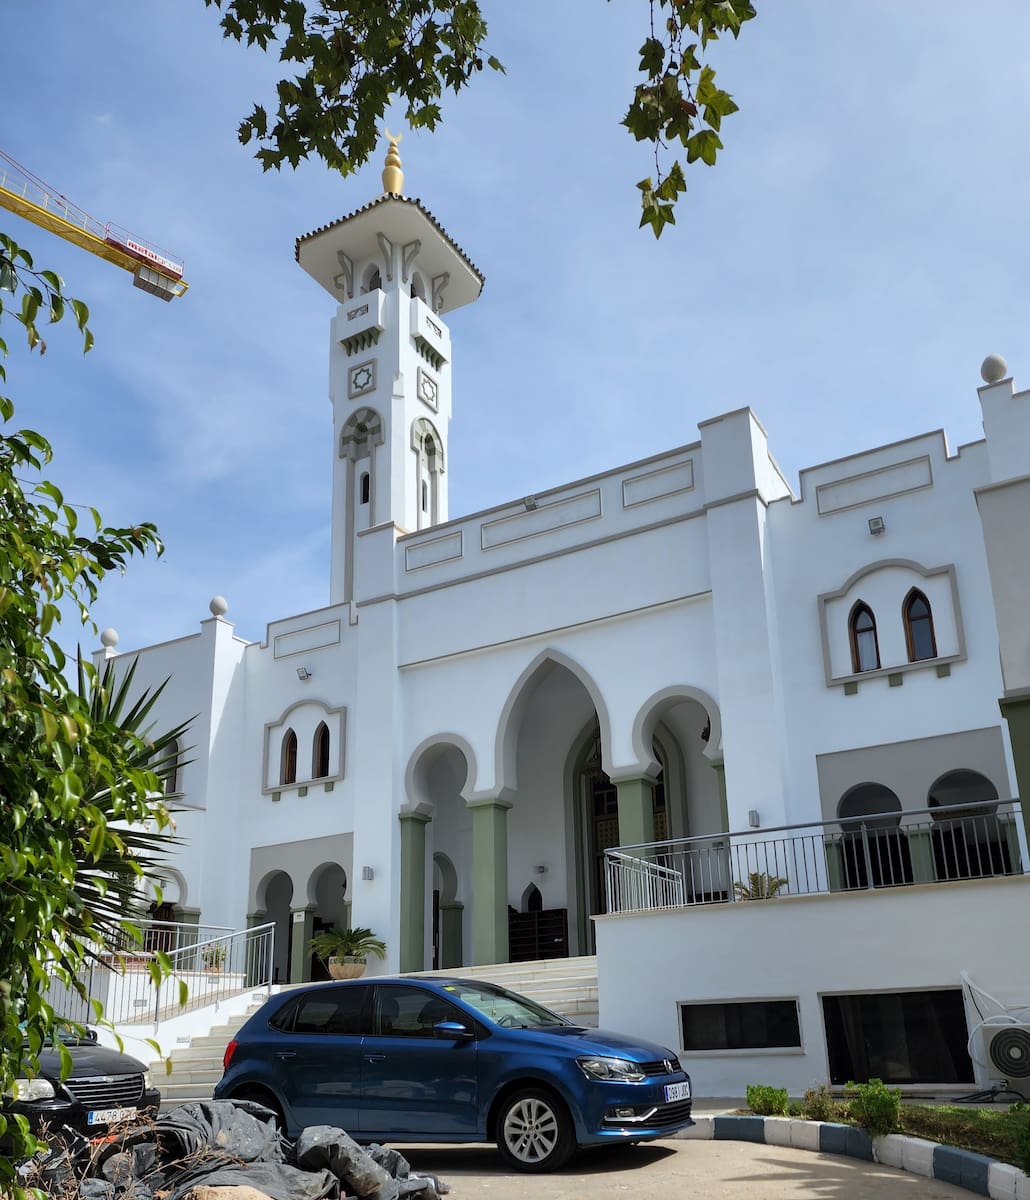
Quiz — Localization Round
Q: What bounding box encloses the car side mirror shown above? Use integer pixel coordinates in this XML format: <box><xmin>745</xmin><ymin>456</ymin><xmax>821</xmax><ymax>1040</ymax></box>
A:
<box><xmin>434</xmin><ymin>1020</ymin><xmax>473</xmax><ymax>1040</ymax></box>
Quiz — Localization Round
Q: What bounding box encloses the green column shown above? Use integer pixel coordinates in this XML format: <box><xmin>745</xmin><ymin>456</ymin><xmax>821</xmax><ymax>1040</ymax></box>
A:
<box><xmin>999</xmin><ymin>694</ymin><xmax>1030</xmax><ymax>850</ymax></box>
<box><xmin>470</xmin><ymin>799</ymin><xmax>511</xmax><ymax>965</ymax></box>
<box><xmin>907</xmin><ymin>830</ymin><xmax>936</xmax><ymax>884</ymax></box>
<box><xmin>439</xmin><ymin>902</ymin><xmax>464</xmax><ymax>969</ymax></box>
<box><xmin>289</xmin><ymin>905</ymin><xmax>316</xmax><ymax>984</ymax></box>
<box><xmin>824</xmin><ymin>840</ymin><xmax>844</xmax><ymax>891</ymax></box>
<box><xmin>711</xmin><ymin>762</ymin><xmax>729</xmax><ymax>833</ymax></box>
<box><xmin>615</xmin><ymin>777</ymin><xmax>654</xmax><ymax>847</ymax></box>
<box><xmin>399</xmin><ymin>811</ymin><xmax>431</xmax><ymax>973</ymax></box>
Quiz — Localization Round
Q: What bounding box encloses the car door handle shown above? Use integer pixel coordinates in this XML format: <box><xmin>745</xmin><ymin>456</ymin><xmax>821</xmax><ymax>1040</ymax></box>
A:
<box><xmin>364</xmin><ymin>1053</ymin><xmax>387</xmax><ymax>1062</ymax></box>
<box><xmin>276</xmin><ymin>1052</ymin><xmax>297</xmax><ymax>1060</ymax></box>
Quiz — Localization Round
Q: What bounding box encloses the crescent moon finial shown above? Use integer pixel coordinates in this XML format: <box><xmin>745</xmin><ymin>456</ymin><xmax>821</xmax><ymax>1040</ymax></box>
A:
<box><xmin>381</xmin><ymin>127</ymin><xmax>405</xmax><ymax>195</ymax></box>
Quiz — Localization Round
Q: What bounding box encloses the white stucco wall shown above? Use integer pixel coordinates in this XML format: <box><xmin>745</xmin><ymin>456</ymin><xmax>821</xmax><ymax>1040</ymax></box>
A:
<box><xmin>595</xmin><ymin>875</ymin><xmax>1030</xmax><ymax>1097</ymax></box>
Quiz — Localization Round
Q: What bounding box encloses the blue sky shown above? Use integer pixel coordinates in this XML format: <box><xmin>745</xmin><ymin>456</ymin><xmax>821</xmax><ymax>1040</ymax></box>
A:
<box><xmin>3</xmin><ymin>2</ymin><xmax>1029</xmax><ymax>653</ymax></box>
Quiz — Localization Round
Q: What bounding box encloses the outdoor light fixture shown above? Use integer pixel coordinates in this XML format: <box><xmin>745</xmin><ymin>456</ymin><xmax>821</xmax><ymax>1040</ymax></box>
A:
<box><xmin>296</xmin><ymin>666</ymin><xmax>312</xmax><ymax>681</ymax></box>
<box><xmin>748</xmin><ymin>809</ymin><xmax>761</xmax><ymax>829</ymax></box>
<box><xmin>361</xmin><ymin>866</ymin><xmax>375</xmax><ymax>881</ymax></box>
<box><xmin>523</xmin><ymin>496</ymin><xmax>537</xmax><ymax>510</ymax></box>
<box><xmin>534</xmin><ymin>864</ymin><xmax>547</xmax><ymax>874</ymax></box>
<box><xmin>868</xmin><ymin>516</ymin><xmax>886</xmax><ymax>536</ymax></box>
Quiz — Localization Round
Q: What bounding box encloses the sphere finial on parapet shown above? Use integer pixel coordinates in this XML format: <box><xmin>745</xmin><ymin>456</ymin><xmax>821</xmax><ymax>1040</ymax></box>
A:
<box><xmin>980</xmin><ymin>354</ymin><xmax>1008</xmax><ymax>384</ymax></box>
<box><xmin>382</xmin><ymin>128</ymin><xmax>404</xmax><ymax>195</ymax></box>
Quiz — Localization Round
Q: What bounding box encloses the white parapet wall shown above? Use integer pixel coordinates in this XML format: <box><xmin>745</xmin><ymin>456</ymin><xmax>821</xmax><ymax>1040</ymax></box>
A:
<box><xmin>595</xmin><ymin>874</ymin><xmax>1030</xmax><ymax>1097</ymax></box>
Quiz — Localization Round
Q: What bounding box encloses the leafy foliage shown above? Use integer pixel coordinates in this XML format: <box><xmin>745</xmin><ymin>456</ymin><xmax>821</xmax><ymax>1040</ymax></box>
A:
<box><xmin>203</xmin><ymin>0</ymin><xmax>755</xmax><ymax>234</ymax></box>
<box><xmin>309</xmin><ymin>925</ymin><xmax>387</xmax><ymax>961</ymax></box>
<box><xmin>845</xmin><ymin>1078</ymin><xmax>901</xmax><ymax>1137</ymax></box>
<box><xmin>733</xmin><ymin>870</ymin><xmax>788</xmax><ymax>900</ymax></box>
<box><xmin>745</xmin><ymin>1083</ymin><xmax>789</xmax><ymax>1116</ymax></box>
<box><xmin>802</xmin><ymin>1083</ymin><xmax>837</xmax><ymax>1122</ymax></box>
<box><xmin>0</xmin><ymin>234</ymin><xmax>182</xmax><ymax>1190</ymax></box>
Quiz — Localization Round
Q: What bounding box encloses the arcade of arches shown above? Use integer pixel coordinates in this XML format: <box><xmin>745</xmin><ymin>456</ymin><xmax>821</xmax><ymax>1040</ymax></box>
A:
<box><xmin>400</xmin><ymin>660</ymin><xmax>725</xmax><ymax>973</ymax></box>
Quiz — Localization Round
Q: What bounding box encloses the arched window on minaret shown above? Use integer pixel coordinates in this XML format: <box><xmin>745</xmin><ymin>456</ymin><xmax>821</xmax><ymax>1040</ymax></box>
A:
<box><xmin>341</xmin><ymin>407</ymin><xmax>383</xmax><ymax>534</ymax></box>
<box><xmin>361</xmin><ymin>264</ymin><xmax>382</xmax><ymax>294</ymax></box>
<box><xmin>360</xmin><ymin>472</ymin><xmax>370</xmax><ymax>506</ymax></box>
<box><xmin>411</xmin><ymin>417</ymin><xmax>444</xmax><ymax>530</ymax></box>
<box><xmin>410</xmin><ymin>272</ymin><xmax>426</xmax><ymax>301</ymax></box>
<box><xmin>280</xmin><ymin>729</ymin><xmax>298</xmax><ymax>786</ymax></box>
<box><xmin>312</xmin><ymin>722</ymin><xmax>331</xmax><ymax>779</ymax></box>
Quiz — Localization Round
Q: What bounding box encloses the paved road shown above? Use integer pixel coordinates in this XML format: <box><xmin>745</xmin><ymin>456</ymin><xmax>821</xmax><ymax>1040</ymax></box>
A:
<box><xmin>403</xmin><ymin>1139</ymin><xmax>972</xmax><ymax>1200</ymax></box>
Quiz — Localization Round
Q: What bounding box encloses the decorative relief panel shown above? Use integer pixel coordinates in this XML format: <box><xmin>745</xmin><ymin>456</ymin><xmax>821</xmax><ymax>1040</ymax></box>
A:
<box><xmin>622</xmin><ymin>460</ymin><xmax>695</xmax><ymax>508</ymax></box>
<box><xmin>816</xmin><ymin>456</ymin><xmax>933</xmax><ymax>515</ymax></box>
<box><xmin>481</xmin><ymin>489</ymin><xmax>602</xmax><ymax>550</ymax></box>
<box><xmin>348</xmin><ymin>359</ymin><xmax>377</xmax><ymax>399</ymax></box>
<box><xmin>417</xmin><ymin>366</ymin><xmax>439</xmax><ymax>411</ymax></box>
<box><xmin>404</xmin><ymin>530</ymin><xmax>463</xmax><ymax>571</ymax></box>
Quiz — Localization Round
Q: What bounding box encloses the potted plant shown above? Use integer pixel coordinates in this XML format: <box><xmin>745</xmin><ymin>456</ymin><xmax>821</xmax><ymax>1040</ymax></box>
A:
<box><xmin>733</xmin><ymin>871</ymin><xmax>788</xmax><ymax>901</ymax></box>
<box><xmin>201</xmin><ymin>942</ymin><xmax>227</xmax><ymax>972</ymax></box>
<box><xmin>309</xmin><ymin>926</ymin><xmax>386</xmax><ymax>979</ymax></box>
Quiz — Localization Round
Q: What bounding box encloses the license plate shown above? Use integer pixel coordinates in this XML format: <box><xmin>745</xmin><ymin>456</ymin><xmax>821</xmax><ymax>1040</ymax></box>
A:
<box><xmin>87</xmin><ymin>1107</ymin><xmax>137</xmax><ymax>1126</ymax></box>
<box><xmin>664</xmin><ymin>1082</ymin><xmax>690</xmax><ymax>1103</ymax></box>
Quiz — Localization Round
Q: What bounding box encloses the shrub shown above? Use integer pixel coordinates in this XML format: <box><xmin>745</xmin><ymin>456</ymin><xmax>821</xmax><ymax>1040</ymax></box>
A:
<box><xmin>746</xmin><ymin>1084</ymin><xmax>789</xmax><ymax>1116</ymax></box>
<box><xmin>802</xmin><ymin>1084</ymin><xmax>835</xmax><ymax>1122</ymax></box>
<box><xmin>846</xmin><ymin>1079</ymin><xmax>901</xmax><ymax>1136</ymax></box>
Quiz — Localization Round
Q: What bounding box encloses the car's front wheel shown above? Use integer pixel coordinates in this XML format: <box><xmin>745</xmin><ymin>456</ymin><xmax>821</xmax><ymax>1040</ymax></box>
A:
<box><xmin>495</xmin><ymin>1088</ymin><xmax>575</xmax><ymax>1172</ymax></box>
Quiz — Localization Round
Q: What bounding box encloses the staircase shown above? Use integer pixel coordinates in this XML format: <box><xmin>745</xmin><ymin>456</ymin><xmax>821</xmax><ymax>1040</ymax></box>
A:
<box><xmin>158</xmin><ymin>956</ymin><xmax>599</xmax><ymax>1111</ymax></box>
<box><xmin>414</xmin><ymin>955</ymin><xmax>599</xmax><ymax>1027</ymax></box>
<box><xmin>158</xmin><ymin>997</ymin><xmax>269</xmax><ymax>1111</ymax></box>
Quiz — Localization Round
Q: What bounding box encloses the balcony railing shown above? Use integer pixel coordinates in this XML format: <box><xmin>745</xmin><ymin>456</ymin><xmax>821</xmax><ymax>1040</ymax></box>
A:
<box><xmin>604</xmin><ymin>800</ymin><xmax>1025</xmax><ymax>915</ymax></box>
<box><xmin>44</xmin><ymin>920</ymin><xmax>275</xmax><ymax>1029</ymax></box>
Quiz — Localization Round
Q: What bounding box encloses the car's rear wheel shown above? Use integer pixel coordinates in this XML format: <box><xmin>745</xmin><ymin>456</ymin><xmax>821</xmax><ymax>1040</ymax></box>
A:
<box><xmin>496</xmin><ymin>1088</ymin><xmax>575</xmax><ymax>1172</ymax></box>
<box><xmin>231</xmin><ymin>1087</ymin><xmax>286</xmax><ymax>1132</ymax></box>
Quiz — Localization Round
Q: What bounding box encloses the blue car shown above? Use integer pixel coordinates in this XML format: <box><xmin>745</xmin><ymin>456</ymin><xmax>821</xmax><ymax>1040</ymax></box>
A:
<box><xmin>214</xmin><ymin>975</ymin><xmax>693</xmax><ymax>1171</ymax></box>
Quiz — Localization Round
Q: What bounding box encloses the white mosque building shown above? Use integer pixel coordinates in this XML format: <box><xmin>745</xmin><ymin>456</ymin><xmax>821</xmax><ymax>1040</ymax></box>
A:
<box><xmin>100</xmin><ymin>141</ymin><xmax>1030</xmax><ymax>1096</ymax></box>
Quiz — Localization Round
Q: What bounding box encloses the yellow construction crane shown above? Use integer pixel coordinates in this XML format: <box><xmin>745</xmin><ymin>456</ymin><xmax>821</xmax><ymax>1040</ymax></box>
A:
<box><xmin>0</xmin><ymin>150</ymin><xmax>189</xmax><ymax>301</ymax></box>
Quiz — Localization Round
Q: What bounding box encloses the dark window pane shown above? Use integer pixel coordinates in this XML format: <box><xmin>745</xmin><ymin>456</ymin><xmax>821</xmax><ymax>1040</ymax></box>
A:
<box><xmin>680</xmin><ymin>1000</ymin><xmax>801</xmax><ymax>1051</ymax></box>
<box><xmin>294</xmin><ymin>985</ymin><xmax>370</xmax><ymax>1036</ymax></box>
<box><xmin>910</xmin><ymin>616</ymin><xmax>935</xmax><ymax>660</ymax></box>
<box><xmin>856</xmin><ymin>630</ymin><xmax>879</xmax><ymax>671</ymax></box>
<box><xmin>822</xmin><ymin>989</ymin><xmax>973</xmax><ymax>1084</ymax></box>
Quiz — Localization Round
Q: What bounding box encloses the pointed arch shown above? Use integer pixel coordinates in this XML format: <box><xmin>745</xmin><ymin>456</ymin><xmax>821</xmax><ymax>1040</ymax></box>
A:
<box><xmin>411</xmin><ymin>417</ymin><xmax>445</xmax><ymax>469</ymax></box>
<box><xmin>492</xmin><ymin>649</ymin><xmax>613</xmax><ymax>799</ymax></box>
<box><xmin>849</xmin><ymin>601</ymin><xmax>880</xmax><ymax>673</ymax></box>
<box><xmin>313</xmin><ymin>721</ymin><xmax>331</xmax><ymax>779</ymax></box>
<box><xmin>280</xmin><ymin>728</ymin><xmax>298</xmax><ymax>785</ymax></box>
<box><xmin>433</xmin><ymin>852</ymin><xmax>459</xmax><ymax>905</ymax></box>
<box><xmin>903</xmin><ymin>588</ymin><xmax>937</xmax><ymax>662</ymax></box>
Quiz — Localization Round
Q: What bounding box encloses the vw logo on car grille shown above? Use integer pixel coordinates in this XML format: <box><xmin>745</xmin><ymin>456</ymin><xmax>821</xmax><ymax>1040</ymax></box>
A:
<box><xmin>663</xmin><ymin>1060</ymin><xmax>675</xmax><ymax>1074</ymax></box>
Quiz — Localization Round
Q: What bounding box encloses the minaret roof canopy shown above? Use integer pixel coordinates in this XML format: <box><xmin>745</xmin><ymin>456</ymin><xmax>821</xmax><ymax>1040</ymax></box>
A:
<box><xmin>296</xmin><ymin>194</ymin><xmax>484</xmax><ymax>314</ymax></box>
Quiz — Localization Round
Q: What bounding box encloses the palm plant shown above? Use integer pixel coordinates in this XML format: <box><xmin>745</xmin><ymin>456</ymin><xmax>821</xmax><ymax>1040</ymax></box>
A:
<box><xmin>733</xmin><ymin>871</ymin><xmax>788</xmax><ymax>901</ymax></box>
<box><xmin>309</xmin><ymin>925</ymin><xmax>387</xmax><ymax>964</ymax></box>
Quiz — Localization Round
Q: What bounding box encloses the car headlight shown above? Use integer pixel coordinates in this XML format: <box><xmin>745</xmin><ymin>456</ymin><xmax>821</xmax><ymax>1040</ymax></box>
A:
<box><xmin>11</xmin><ymin>1078</ymin><xmax>56</xmax><ymax>1102</ymax></box>
<box><xmin>577</xmin><ymin>1056</ymin><xmax>647</xmax><ymax>1083</ymax></box>
<box><xmin>143</xmin><ymin>1069</ymin><xmax>153</xmax><ymax>1090</ymax></box>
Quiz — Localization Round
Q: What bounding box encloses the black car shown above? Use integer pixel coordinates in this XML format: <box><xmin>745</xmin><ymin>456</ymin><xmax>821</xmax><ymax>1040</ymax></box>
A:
<box><xmin>6</xmin><ymin>1028</ymin><xmax>161</xmax><ymax>1140</ymax></box>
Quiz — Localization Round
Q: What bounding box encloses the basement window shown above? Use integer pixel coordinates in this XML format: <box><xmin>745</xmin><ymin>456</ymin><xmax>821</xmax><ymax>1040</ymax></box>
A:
<box><xmin>822</xmin><ymin>988</ymin><xmax>974</xmax><ymax>1084</ymax></box>
<box><xmin>679</xmin><ymin>999</ymin><xmax>801</xmax><ymax>1052</ymax></box>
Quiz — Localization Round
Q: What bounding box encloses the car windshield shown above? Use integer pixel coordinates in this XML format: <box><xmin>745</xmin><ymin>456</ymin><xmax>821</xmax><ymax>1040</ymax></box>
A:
<box><xmin>438</xmin><ymin>981</ymin><xmax>572</xmax><ymax>1028</ymax></box>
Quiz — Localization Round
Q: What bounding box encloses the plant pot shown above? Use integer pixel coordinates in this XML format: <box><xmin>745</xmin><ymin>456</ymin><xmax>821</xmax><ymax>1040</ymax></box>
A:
<box><xmin>328</xmin><ymin>956</ymin><xmax>366</xmax><ymax>980</ymax></box>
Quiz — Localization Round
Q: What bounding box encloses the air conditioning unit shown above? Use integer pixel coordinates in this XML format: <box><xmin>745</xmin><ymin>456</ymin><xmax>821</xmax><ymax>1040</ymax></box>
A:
<box><xmin>984</xmin><ymin>1026</ymin><xmax>1030</xmax><ymax>1099</ymax></box>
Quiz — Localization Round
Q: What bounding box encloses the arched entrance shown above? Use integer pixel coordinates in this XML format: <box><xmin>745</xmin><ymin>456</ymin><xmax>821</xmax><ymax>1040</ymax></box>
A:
<box><xmin>837</xmin><ymin>783</ymin><xmax>911</xmax><ymax>888</ymax></box>
<box><xmin>255</xmin><ymin>870</ymin><xmax>293</xmax><ymax>984</ymax></box>
<box><xmin>308</xmin><ymin>863</ymin><xmax>350</xmax><ymax>980</ymax></box>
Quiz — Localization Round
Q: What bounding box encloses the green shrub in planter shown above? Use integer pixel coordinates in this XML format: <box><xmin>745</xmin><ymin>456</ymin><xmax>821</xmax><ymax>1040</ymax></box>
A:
<box><xmin>746</xmin><ymin>1084</ymin><xmax>789</xmax><ymax>1116</ymax></box>
<box><xmin>846</xmin><ymin>1078</ymin><xmax>900</xmax><ymax>1136</ymax></box>
<box><xmin>803</xmin><ymin>1084</ymin><xmax>835</xmax><ymax>1123</ymax></box>
<box><xmin>1015</xmin><ymin>1110</ymin><xmax>1030</xmax><ymax>1177</ymax></box>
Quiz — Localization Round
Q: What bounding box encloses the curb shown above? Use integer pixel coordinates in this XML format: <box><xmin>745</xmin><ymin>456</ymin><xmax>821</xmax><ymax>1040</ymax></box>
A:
<box><xmin>675</xmin><ymin>1115</ymin><xmax>1030</xmax><ymax>1199</ymax></box>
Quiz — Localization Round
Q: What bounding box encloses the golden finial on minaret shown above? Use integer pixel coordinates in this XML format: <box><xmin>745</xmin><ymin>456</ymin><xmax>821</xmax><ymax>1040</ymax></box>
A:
<box><xmin>382</xmin><ymin>129</ymin><xmax>404</xmax><ymax>195</ymax></box>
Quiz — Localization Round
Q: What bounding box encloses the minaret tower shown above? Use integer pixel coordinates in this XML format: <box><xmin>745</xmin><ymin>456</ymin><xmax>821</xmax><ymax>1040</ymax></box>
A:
<box><xmin>296</xmin><ymin>134</ymin><xmax>485</xmax><ymax>605</ymax></box>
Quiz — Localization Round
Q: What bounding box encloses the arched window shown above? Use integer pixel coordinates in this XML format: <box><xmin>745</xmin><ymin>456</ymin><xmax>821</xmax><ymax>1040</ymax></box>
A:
<box><xmin>904</xmin><ymin>589</ymin><xmax>937</xmax><ymax>662</ymax></box>
<box><xmin>410</xmin><ymin>272</ymin><xmax>426</xmax><ymax>301</ymax></box>
<box><xmin>163</xmin><ymin>738</ymin><xmax>181</xmax><ymax>795</ymax></box>
<box><xmin>421</xmin><ymin>480</ymin><xmax>429</xmax><ymax>512</ymax></box>
<box><xmin>411</xmin><ymin>417</ymin><xmax>444</xmax><ymax>529</ymax></box>
<box><xmin>361</xmin><ymin>265</ymin><xmax>381</xmax><ymax>293</ymax></box>
<box><xmin>849</xmin><ymin>602</ymin><xmax>880</xmax><ymax>673</ymax></box>
<box><xmin>360</xmin><ymin>471</ymin><xmax>370</xmax><ymax>505</ymax></box>
<box><xmin>313</xmin><ymin>722</ymin><xmax>331</xmax><ymax>779</ymax></box>
<box><xmin>280</xmin><ymin>729</ymin><xmax>298</xmax><ymax>785</ymax></box>
<box><xmin>928</xmin><ymin>769</ymin><xmax>1011</xmax><ymax>880</ymax></box>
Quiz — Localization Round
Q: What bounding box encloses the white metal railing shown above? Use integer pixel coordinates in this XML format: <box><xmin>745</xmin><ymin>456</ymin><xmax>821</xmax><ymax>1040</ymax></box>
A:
<box><xmin>605</xmin><ymin>799</ymin><xmax>1025</xmax><ymax>915</ymax></box>
<box><xmin>45</xmin><ymin>921</ymin><xmax>275</xmax><ymax>1029</ymax></box>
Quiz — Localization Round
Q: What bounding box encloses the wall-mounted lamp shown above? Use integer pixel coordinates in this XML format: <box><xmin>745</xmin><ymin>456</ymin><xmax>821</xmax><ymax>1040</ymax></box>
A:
<box><xmin>523</xmin><ymin>496</ymin><xmax>537</xmax><ymax>511</ymax></box>
<box><xmin>361</xmin><ymin>865</ymin><xmax>375</xmax><ymax>881</ymax></box>
<box><xmin>296</xmin><ymin>666</ymin><xmax>312</xmax><ymax>681</ymax></box>
<box><xmin>868</xmin><ymin>516</ymin><xmax>886</xmax><ymax>536</ymax></box>
<box><xmin>533</xmin><ymin>864</ymin><xmax>547</xmax><ymax>875</ymax></box>
<box><xmin>748</xmin><ymin>809</ymin><xmax>761</xmax><ymax>829</ymax></box>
